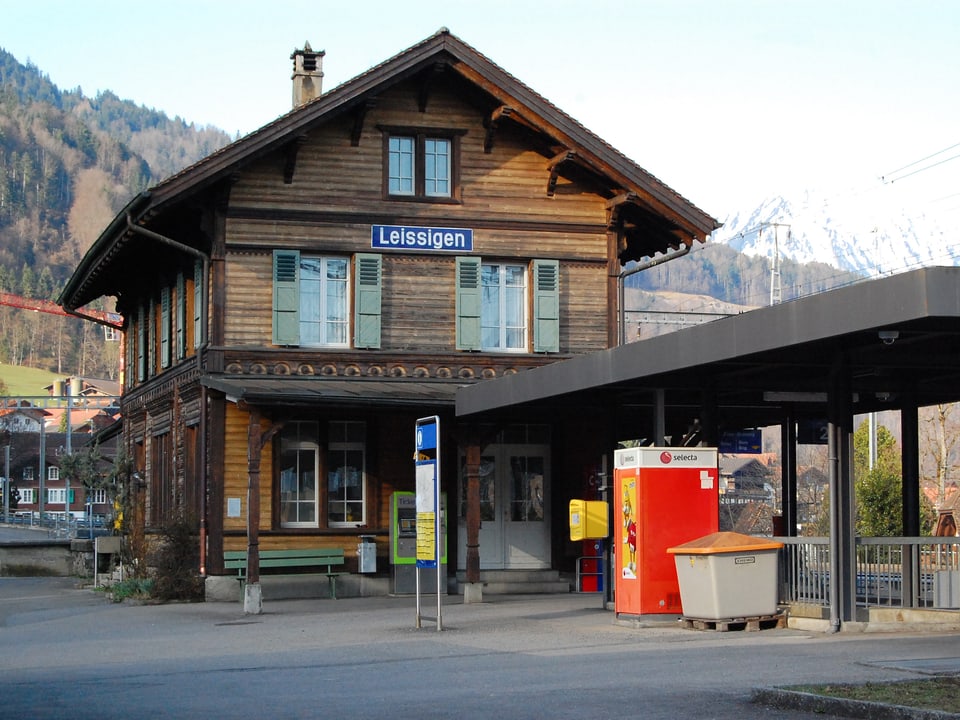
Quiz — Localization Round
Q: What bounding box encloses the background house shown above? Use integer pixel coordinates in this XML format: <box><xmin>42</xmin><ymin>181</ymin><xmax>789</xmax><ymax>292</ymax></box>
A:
<box><xmin>719</xmin><ymin>454</ymin><xmax>776</xmax><ymax>533</ymax></box>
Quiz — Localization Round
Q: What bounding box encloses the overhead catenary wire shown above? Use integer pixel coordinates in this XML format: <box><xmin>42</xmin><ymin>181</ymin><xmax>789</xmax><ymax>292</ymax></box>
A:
<box><xmin>882</xmin><ymin>141</ymin><xmax>960</xmax><ymax>183</ymax></box>
<box><xmin>882</xmin><ymin>151</ymin><xmax>960</xmax><ymax>184</ymax></box>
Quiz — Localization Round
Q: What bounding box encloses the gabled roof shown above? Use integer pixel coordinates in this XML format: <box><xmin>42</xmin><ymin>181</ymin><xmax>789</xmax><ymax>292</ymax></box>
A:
<box><xmin>720</xmin><ymin>456</ymin><xmax>771</xmax><ymax>477</ymax></box>
<box><xmin>60</xmin><ymin>29</ymin><xmax>717</xmax><ymax>311</ymax></box>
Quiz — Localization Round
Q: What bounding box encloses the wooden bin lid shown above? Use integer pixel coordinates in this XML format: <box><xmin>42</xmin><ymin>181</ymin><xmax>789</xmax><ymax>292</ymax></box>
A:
<box><xmin>666</xmin><ymin>531</ymin><xmax>784</xmax><ymax>555</ymax></box>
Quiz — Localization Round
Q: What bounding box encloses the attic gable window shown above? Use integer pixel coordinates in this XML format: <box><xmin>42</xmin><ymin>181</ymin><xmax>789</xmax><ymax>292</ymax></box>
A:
<box><xmin>381</xmin><ymin>126</ymin><xmax>462</xmax><ymax>202</ymax></box>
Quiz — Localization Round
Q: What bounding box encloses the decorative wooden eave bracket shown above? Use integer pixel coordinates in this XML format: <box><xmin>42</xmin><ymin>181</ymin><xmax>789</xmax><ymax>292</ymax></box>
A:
<box><xmin>351</xmin><ymin>98</ymin><xmax>377</xmax><ymax>147</ymax></box>
<box><xmin>546</xmin><ymin>150</ymin><xmax>576</xmax><ymax>197</ymax></box>
<box><xmin>606</xmin><ymin>191</ymin><xmax>693</xmax><ymax>260</ymax></box>
<box><xmin>483</xmin><ymin>105</ymin><xmax>513</xmax><ymax>154</ymax></box>
<box><xmin>283</xmin><ymin>135</ymin><xmax>308</xmax><ymax>184</ymax></box>
<box><xmin>606</xmin><ymin>191</ymin><xmax>637</xmax><ymax>231</ymax></box>
<box><xmin>419</xmin><ymin>62</ymin><xmax>447</xmax><ymax>112</ymax></box>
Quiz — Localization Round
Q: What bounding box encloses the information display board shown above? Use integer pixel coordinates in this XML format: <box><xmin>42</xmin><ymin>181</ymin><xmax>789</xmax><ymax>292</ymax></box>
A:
<box><xmin>414</xmin><ymin>416</ymin><xmax>443</xmax><ymax>629</ymax></box>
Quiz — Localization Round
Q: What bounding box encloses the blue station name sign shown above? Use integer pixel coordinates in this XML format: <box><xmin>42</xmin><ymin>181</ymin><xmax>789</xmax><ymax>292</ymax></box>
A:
<box><xmin>371</xmin><ymin>224</ymin><xmax>473</xmax><ymax>252</ymax></box>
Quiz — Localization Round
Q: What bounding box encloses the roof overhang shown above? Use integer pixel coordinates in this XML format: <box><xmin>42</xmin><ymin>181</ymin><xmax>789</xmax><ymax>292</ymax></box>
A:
<box><xmin>456</xmin><ymin>266</ymin><xmax>960</xmax><ymax>430</ymax></box>
<box><xmin>201</xmin><ymin>376</ymin><xmax>467</xmax><ymax>410</ymax></box>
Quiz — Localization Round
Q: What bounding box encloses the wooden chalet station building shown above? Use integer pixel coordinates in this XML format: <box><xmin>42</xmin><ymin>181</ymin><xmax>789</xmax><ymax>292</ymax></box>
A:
<box><xmin>58</xmin><ymin>30</ymin><xmax>717</xmax><ymax>608</ymax></box>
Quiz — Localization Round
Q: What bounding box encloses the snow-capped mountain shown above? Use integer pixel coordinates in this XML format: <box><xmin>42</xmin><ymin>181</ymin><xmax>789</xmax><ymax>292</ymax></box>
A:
<box><xmin>711</xmin><ymin>188</ymin><xmax>958</xmax><ymax>277</ymax></box>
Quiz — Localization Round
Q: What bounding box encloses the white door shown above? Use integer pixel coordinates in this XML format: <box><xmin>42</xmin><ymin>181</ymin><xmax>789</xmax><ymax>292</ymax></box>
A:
<box><xmin>458</xmin><ymin>443</ymin><xmax>550</xmax><ymax>570</ymax></box>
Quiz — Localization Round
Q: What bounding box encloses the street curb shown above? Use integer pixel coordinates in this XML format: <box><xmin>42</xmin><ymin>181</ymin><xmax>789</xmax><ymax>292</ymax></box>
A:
<box><xmin>752</xmin><ymin>688</ymin><xmax>960</xmax><ymax>719</ymax></box>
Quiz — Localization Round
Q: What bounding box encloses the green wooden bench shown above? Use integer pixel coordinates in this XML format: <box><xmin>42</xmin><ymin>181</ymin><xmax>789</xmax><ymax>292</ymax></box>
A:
<box><xmin>223</xmin><ymin>548</ymin><xmax>347</xmax><ymax>599</ymax></box>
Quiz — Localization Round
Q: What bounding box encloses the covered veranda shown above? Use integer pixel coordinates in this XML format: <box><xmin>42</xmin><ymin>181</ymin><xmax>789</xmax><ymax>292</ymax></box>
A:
<box><xmin>456</xmin><ymin>266</ymin><xmax>960</xmax><ymax>630</ymax></box>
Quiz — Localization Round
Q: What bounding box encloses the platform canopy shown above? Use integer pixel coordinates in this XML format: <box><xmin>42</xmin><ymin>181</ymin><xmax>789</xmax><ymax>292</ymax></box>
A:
<box><xmin>457</xmin><ymin>265</ymin><xmax>960</xmax><ymax>627</ymax></box>
<box><xmin>457</xmin><ymin>266</ymin><xmax>960</xmax><ymax>437</ymax></box>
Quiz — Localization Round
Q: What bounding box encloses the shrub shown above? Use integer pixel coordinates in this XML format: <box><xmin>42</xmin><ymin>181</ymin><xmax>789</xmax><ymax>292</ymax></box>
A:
<box><xmin>149</xmin><ymin>515</ymin><xmax>204</xmax><ymax>602</ymax></box>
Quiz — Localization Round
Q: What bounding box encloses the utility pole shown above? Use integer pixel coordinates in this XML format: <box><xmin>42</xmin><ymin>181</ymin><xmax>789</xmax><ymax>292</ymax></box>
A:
<box><xmin>3</xmin><ymin>444</ymin><xmax>9</xmax><ymax>521</ymax></box>
<box><xmin>731</xmin><ymin>221</ymin><xmax>790</xmax><ymax>306</ymax></box>
<box><xmin>765</xmin><ymin>223</ymin><xmax>790</xmax><ymax>306</ymax></box>
<box><xmin>65</xmin><ymin>390</ymin><xmax>71</xmax><ymax>524</ymax></box>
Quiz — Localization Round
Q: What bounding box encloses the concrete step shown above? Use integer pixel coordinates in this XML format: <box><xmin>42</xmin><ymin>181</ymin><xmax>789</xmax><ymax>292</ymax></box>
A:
<box><xmin>455</xmin><ymin>569</ymin><xmax>572</xmax><ymax>595</ymax></box>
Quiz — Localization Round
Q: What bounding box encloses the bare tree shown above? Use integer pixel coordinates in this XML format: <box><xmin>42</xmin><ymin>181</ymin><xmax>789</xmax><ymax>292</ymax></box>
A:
<box><xmin>920</xmin><ymin>403</ymin><xmax>960</xmax><ymax>510</ymax></box>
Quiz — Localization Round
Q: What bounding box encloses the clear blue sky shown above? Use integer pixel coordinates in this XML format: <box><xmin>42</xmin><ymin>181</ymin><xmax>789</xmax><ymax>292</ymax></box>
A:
<box><xmin>5</xmin><ymin>0</ymin><xmax>959</xmax><ymax>222</ymax></box>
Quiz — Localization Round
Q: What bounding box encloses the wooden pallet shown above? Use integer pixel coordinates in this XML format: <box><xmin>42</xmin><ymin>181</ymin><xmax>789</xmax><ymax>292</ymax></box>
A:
<box><xmin>680</xmin><ymin>612</ymin><xmax>786</xmax><ymax>632</ymax></box>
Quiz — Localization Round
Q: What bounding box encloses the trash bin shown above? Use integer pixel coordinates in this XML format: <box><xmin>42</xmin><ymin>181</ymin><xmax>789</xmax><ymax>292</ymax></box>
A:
<box><xmin>358</xmin><ymin>535</ymin><xmax>377</xmax><ymax>574</ymax></box>
<box><xmin>667</xmin><ymin>531</ymin><xmax>783</xmax><ymax>619</ymax></box>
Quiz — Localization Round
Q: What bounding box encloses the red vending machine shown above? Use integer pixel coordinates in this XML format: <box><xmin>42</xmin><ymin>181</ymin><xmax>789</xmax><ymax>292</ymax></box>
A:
<box><xmin>614</xmin><ymin>447</ymin><xmax>718</xmax><ymax>617</ymax></box>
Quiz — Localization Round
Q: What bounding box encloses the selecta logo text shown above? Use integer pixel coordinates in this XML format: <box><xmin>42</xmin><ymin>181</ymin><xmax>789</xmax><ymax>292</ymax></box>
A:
<box><xmin>659</xmin><ymin>452</ymin><xmax>701</xmax><ymax>464</ymax></box>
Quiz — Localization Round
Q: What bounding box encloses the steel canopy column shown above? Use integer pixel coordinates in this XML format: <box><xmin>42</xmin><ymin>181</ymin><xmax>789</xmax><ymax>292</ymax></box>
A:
<box><xmin>901</xmin><ymin>393</ymin><xmax>921</xmax><ymax>607</ymax></box>
<box><xmin>827</xmin><ymin>354</ymin><xmax>856</xmax><ymax>628</ymax></box>
<box><xmin>902</xmin><ymin>394</ymin><xmax>921</xmax><ymax>537</ymax></box>
<box><xmin>654</xmin><ymin>389</ymin><xmax>666</xmax><ymax>446</ymax></box>
<box><xmin>781</xmin><ymin>407</ymin><xmax>798</xmax><ymax>536</ymax></box>
<box><xmin>463</xmin><ymin>439</ymin><xmax>482</xmax><ymax>604</ymax></box>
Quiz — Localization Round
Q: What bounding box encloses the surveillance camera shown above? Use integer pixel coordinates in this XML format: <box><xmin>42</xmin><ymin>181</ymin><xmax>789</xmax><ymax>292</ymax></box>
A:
<box><xmin>878</xmin><ymin>330</ymin><xmax>899</xmax><ymax>345</ymax></box>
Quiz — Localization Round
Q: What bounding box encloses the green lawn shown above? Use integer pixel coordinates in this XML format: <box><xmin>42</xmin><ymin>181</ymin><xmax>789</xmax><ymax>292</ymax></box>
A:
<box><xmin>0</xmin><ymin>364</ymin><xmax>64</xmax><ymax>398</ymax></box>
<box><xmin>791</xmin><ymin>677</ymin><xmax>960</xmax><ymax>714</ymax></box>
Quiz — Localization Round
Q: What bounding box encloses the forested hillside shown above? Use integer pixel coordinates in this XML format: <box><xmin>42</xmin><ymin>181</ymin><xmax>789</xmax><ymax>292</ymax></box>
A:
<box><xmin>628</xmin><ymin>242</ymin><xmax>863</xmax><ymax>308</ymax></box>
<box><xmin>0</xmin><ymin>48</ymin><xmax>232</xmax><ymax>381</ymax></box>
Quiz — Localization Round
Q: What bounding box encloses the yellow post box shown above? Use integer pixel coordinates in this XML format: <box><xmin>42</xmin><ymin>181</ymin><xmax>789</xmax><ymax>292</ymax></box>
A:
<box><xmin>569</xmin><ymin>500</ymin><xmax>609</xmax><ymax>541</ymax></box>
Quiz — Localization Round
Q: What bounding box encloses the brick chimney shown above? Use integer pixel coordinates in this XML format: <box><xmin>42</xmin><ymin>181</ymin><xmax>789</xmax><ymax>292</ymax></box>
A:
<box><xmin>291</xmin><ymin>42</ymin><xmax>325</xmax><ymax>108</ymax></box>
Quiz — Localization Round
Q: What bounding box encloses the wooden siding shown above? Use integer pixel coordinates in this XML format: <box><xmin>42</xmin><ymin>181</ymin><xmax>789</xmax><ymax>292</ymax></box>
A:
<box><xmin>222</xmin><ymin>249</ymin><xmax>607</xmax><ymax>353</ymax></box>
<box><xmin>222</xmin><ymin>251</ymin><xmax>272</xmax><ymax>347</ymax></box>
<box><xmin>222</xmin><ymin>403</ymin><xmax>272</xmax><ymax>532</ymax></box>
<box><xmin>227</xmin><ymin>81</ymin><xmax>609</xmax><ymax>235</ymax></box>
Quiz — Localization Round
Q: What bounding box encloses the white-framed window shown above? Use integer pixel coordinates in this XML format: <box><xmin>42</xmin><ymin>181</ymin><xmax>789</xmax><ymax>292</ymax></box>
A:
<box><xmin>388</xmin><ymin>136</ymin><xmax>415</xmax><ymax>195</ymax></box>
<box><xmin>273</xmin><ymin>252</ymin><xmax>382</xmax><ymax>349</ymax></box>
<box><xmin>279</xmin><ymin>422</ymin><xmax>320</xmax><ymax>528</ymax></box>
<box><xmin>423</xmin><ymin>138</ymin><xmax>450</xmax><ymax>196</ymax></box>
<box><xmin>384</xmin><ymin>130</ymin><xmax>457</xmax><ymax>200</ymax></box>
<box><xmin>481</xmin><ymin>262</ymin><xmax>527</xmax><ymax>351</ymax></box>
<box><xmin>48</xmin><ymin>488</ymin><xmax>66</xmax><ymax>504</ymax></box>
<box><xmin>48</xmin><ymin>466</ymin><xmax>60</xmax><ymax>481</ymax></box>
<box><xmin>22</xmin><ymin>467</ymin><xmax>34</xmax><ymax>482</ymax></box>
<box><xmin>299</xmin><ymin>256</ymin><xmax>349</xmax><ymax>347</ymax></box>
<box><xmin>327</xmin><ymin>421</ymin><xmax>366</xmax><ymax>526</ymax></box>
<box><xmin>90</xmin><ymin>488</ymin><xmax>108</xmax><ymax>505</ymax></box>
<box><xmin>277</xmin><ymin>421</ymin><xmax>368</xmax><ymax>529</ymax></box>
<box><xmin>456</xmin><ymin>257</ymin><xmax>559</xmax><ymax>353</ymax></box>
<box><xmin>20</xmin><ymin>488</ymin><xmax>35</xmax><ymax>504</ymax></box>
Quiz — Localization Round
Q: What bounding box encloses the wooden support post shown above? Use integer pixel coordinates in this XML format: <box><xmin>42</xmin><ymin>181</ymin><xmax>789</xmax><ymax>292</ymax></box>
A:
<box><xmin>465</xmin><ymin>442</ymin><xmax>481</xmax><ymax>588</ymax></box>
<box><xmin>244</xmin><ymin>407</ymin><xmax>263</xmax><ymax>614</ymax></box>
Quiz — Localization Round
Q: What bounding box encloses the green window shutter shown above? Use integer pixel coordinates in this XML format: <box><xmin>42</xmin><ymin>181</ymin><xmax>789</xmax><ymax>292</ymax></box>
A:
<box><xmin>273</xmin><ymin>249</ymin><xmax>301</xmax><ymax>345</ymax></box>
<box><xmin>176</xmin><ymin>273</ymin><xmax>186</xmax><ymax>360</ymax></box>
<box><xmin>193</xmin><ymin>260</ymin><xmax>203</xmax><ymax>349</ymax></box>
<box><xmin>137</xmin><ymin>304</ymin><xmax>146</xmax><ymax>382</ymax></box>
<box><xmin>354</xmin><ymin>253</ymin><xmax>382</xmax><ymax>349</ymax></box>
<box><xmin>147</xmin><ymin>300</ymin><xmax>156</xmax><ymax>377</ymax></box>
<box><xmin>456</xmin><ymin>256</ymin><xmax>482</xmax><ymax>351</ymax></box>
<box><xmin>533</xmin><ymin>259</ymin><xmax>560</xmax><ymax>353</ymax></box>
<box><xmin>160</xmin><ymin>286</ymin><xmax>171</xmax><ymax>368</ymax></box>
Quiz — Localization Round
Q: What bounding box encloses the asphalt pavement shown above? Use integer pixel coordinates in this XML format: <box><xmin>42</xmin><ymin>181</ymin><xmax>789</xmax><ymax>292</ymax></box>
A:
<box><xmin>2</xmin><ymin>577</ymin><xmax>960</xmax><ymax>719</ymax></box>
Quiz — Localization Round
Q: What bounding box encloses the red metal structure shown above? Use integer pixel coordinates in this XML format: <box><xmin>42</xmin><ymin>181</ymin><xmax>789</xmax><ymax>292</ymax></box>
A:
<box><xmin>0</xmin><ymin>292</ymin><xmax>122</xmax><ymax>330</ymax></box>
<box><xmin>0</xmin><ymin>291</ymin><xmax>125</xmax><ymax>384</ymax></box>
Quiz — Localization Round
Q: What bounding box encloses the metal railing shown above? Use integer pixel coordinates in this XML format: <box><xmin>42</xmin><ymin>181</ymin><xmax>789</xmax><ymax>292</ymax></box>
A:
<box><xmin>778</xmin><ymin>536</ymin><xmax>960</xmax><ymax>610</ymax></box>
<box><xmin>0</xmin><ymin>511</ymin><xmax>108</xmax><ymax>539</ymax></box>
<box><xmin>575</xmin><ymin>555</ymin><xmax>604</xmax><ymax>593</ymax></box>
